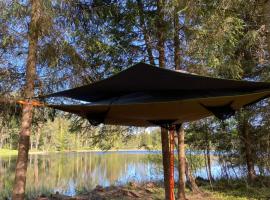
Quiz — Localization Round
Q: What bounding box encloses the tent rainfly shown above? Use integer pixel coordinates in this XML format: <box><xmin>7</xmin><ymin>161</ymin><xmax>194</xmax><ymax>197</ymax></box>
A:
<box><xmin>45</xmin><ymin>63</ymin><xmax>270</xmax><ymax>126</ymax></box>
<box><xmin>44</xmin><ymin>63</ymin><xmax>270</xmax><ymax>200</ymax></box>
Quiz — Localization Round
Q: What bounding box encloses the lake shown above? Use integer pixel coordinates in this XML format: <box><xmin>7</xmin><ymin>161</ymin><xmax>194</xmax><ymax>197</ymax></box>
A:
<box><xmin>0</xmin><ymin>150</ymin><xmax>243</xmax><ymax>198</ymax></box>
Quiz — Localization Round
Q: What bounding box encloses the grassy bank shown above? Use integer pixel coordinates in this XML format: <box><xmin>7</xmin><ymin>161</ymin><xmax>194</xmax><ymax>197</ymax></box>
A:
<box><xmin>202</xmin><ymin>178</ymin><xmax>270</xmax><ymax>200</ymax></box>
<box><xmin>0</xmin><ymin>175</ymin><xmax>269</xmax><ymax>199</ymax></box>
<box><xmin>87</xmin><ymin>179</ymin><xmax>270</xmax><ymax>200</ymax></box>
<box><xmin>0</xmin><ymin>149</ymin><xmax>18</xmax><ymax>156</ymax></box>
<box><xmin>30</xmin><ymin>180</ymin><xmax>270</xmax><ymax>200</ymax></box>
<box><xmin>0</xmin><ymin>148</ymin><xmax>154</xmax><ymax>157</ymax></box>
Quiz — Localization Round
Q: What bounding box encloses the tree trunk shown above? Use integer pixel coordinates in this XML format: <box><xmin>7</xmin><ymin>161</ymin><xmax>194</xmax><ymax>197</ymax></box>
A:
<box><xmin>137</xmin><ymin>0</ymin><xmax>155</xmax><ymax>65</ymax></box>
<box><xmin>185</xmin><ymin>158</ymin><xmax>202</xmax><ymax>194</ymax></box>
<box><xmin>31</xmin><ymin>139</ymin><xmax>33</xmax><ymax>150</ymax></box>
<box><xmin>12</xmin><ymin>1</ymin><xmax>40</xmax><ymax>199</ymax></box>
<box><xmin>263</xmin><ymin>0</ymin><xmax>270</xmax><ymax>55</ymax></box>
<box><xmin>161</xmin><ymin>127</ymin><xmax>170</xmax><ymax>199</ymax></box>
<box><xmin>206</xmin><ymin>147</ymin><xmax>213</xmax><ymax>181</ymax></box>
<box><xmin>157</xmin><ymin>0</ymin><xmax>165</xmax><ymax>69</ymax></box>
<box><xmin>173</xmin><ymin>5</ymin><xmax>187</xmax><ymax>199</ymax></box>
<box><xmin>205</xmin><ymin>131</ymin><xmax>213</xmax><ymax>182</ymax></box>
<box><xmin>174</xmin><ymin>5</ymin><xmax>181</xmax><ymax>70</ymax></box>
<box><xmin>156</xmin><ymin>1</ymin><xmax>172</xmax><ymax>199</ymax></box>
<box><xmin>35</xmin><ymin>125</ymin><xmax>42</xmax><ymax>150</ymax></box>
<box><xmin>242</xmin><ymin>118</ymin><xmax>256</xmax><ymax>182</ymax></box>
<box><xmin>176</xmin><ymin>125</ymin><xmax>186</xmax><ymax>200</ymax></box>
<box><xmin>169</xmin><ymin>127</ymin><xmax>175</xmax><ymax>200</ymax></box>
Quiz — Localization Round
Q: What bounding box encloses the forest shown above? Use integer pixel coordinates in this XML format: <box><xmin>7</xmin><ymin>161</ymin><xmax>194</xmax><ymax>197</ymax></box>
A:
<box><xmin>1</xmin><ymin>0</ymin><xmax>270</xmax><ymax>200</ymax></box>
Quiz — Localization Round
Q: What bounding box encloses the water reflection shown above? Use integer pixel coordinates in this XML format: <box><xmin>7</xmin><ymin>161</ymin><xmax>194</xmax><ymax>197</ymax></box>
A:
<box><xmin>0</xmin><ymin>151</ymin><xmax>162</xmax><ymax>197</ymax></box>
<box><xmin>0</xmin><ymin>151</ymin><xmax>246</xmax><ymax>198</ymax></box>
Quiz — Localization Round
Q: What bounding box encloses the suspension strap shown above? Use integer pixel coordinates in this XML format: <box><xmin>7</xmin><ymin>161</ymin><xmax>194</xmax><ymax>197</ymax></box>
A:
<box><xmin>17</xmin><ymin>100</ymin><xmax>45</xmax><ymax>107</ymax></box>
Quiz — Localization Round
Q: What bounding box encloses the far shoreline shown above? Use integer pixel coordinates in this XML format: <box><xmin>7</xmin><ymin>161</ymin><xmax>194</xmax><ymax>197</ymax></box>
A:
<box><xmin>0</xmin><ymin>148</ymin><xmax>161</xmax><ymax>156</ymax></box>
<box><xmin>0</xmin><ymin>148</ymin><xmax>219</xmax><ymax>157</ymax></box>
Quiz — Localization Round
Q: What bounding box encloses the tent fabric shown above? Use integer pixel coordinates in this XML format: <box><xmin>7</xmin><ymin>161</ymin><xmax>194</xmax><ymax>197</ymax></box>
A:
<box><xmin>48</xmin><ymin>90</ymin><xmax>270</xmax><ymax>127</ymax></box>
<box><xmin>44</xmin><ymin>63</ymin><xmax>270</xmax><ymax>102</ymax></box>
<box><xmin>45</xmin><ymin>63</ymin><xmax>270</xmax><ymax>127</ymax></box>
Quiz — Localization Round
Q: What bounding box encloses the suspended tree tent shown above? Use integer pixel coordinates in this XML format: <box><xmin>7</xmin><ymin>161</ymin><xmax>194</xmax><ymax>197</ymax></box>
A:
<box><xmin>43</xmin><ymin>63</ymin><xmax>270</xmax><ymax>200</ymax></box>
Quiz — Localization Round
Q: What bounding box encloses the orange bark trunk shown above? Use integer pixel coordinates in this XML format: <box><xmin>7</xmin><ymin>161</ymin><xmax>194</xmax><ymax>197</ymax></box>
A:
<box><xmin>169</xmin><ymin>127</ymin><xmax>175</xmax><ymax>200</ymax></box>
<box><xmin>161</xmin><ymin>127</ymin><xmax>170</xmax><ymax>199</ymax></box>
<box><xmin>12</xmin><ymin>0</ymin><xmax>40</xmax><ymax>199</ymax></box>
<box><xmin>177</xmin><ymin>125</ymin><xmax>186</xmax><ymax>200</ymax></box>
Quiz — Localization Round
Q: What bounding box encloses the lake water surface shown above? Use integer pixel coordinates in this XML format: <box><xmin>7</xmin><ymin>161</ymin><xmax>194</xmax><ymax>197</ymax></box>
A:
<box><xmin>0</xmin><ymin>151</ymin><xmax>241</xmax><ymax>197</ymax></box>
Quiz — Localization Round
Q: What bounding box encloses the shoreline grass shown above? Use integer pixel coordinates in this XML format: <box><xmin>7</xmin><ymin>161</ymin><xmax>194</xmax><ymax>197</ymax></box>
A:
<box><xmin>22</xmin><ymin>180</ymin><xmax>270</xmax><ymax>200</ymax></box>
<box><xmin>0</xmin><ymin>149</ymin><xmax>18</xmax><ymax>156</ymax></box>
<box><xmin>0</xmin><ymin>148</ymin><xmax>157</xmax><ymax>157</ymax></box>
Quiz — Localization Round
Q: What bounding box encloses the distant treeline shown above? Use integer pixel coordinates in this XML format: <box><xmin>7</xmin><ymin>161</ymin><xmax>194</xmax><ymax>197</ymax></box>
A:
<box><xmin>0</xmin><ymin>116</ymin><xmax>161</xmax><ymax>151</ymax></box>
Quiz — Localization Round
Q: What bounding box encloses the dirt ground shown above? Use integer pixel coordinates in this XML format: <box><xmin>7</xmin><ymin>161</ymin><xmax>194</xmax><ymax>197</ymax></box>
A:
<box><xmin>36</xmin><ymin>182</ymin><xmax>217</xmax><ymax>200</ymax></box>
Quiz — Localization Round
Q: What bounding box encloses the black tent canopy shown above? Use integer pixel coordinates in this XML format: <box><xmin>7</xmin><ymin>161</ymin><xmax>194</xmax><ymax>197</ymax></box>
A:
<box><xmin>46</xmin><ymin>63</ymin><xmax>270</xmax><ymax>102</ymax></box>
<box><xmin>46</xmin><ymin>63</ymin><xmax>270</xmax><ymax>126</ymax></box>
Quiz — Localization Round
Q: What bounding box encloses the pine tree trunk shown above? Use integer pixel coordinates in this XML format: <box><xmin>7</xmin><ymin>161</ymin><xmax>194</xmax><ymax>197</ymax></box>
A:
<box><xmin>174</xmin><ymin>6</ymin><xmax>181</xmax><ymax>70</ymax></box>
<box><xmin>30</xmin><ymin>139</ymin><xmax>33</xmax><ymax>150</ymax></box>
<box><xmin>205</xmin><ymin>131</ymin><xmax>213</xmax><ymax>182</ymax></box>
<box><xmin>207</xmin><ymin>144</ymin><xmax>213</xmax><ymax>182</ymax></box>
<box><xmin>185</xmin><ymin>158</ymin><xmax>202</xmax><ymax>194</ymax></box>
<box><xmin>169</xmin><ymin>127</ymin><xmax>175</xmax><ymax>200</ymax></box>
<box><xmin>263</xmin><ymin>0</ymin><xmax>270</xmax><ymax>55</ymax></box>
<box><xmin>173</xmin><ymin>5</ymin><xmax>187</xmax><ymax>199</ymax></box>
<box><xmin>35</xmin><ymin>125</ymin><xmax>42</xmax><ymax>150</ymax></box>
<box><xmin>137</xmin><ymin>0</ymin><xmax>155</xmax><ymax>65</ymax></box>
<box><xmin>177</xmin><ymin>125</ymin><xmax>186</xmax><ymax>200</ymax></box>
<box><xmin>157</xmin><ymin>1</ymin><xmax>172</xmax><ymax>199</ymax></box>
<box><xmin>161</xmin><ymin>127</ymin><xmax>170</xmax><ymax>199</ymax></box>
<box><xmin>242</xmin><ymin>119</ymin><xmax>256</xmax><ymax>182</ymax></box>
<box><xmin>12</xmin><ymin>1</ymin><xmax>40</xmax><ymax>199</ymax></box>
<box><xmin>157</xmin><ymin>0</ymin><xmax>165</xmax><ymax>69</ymax></box>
